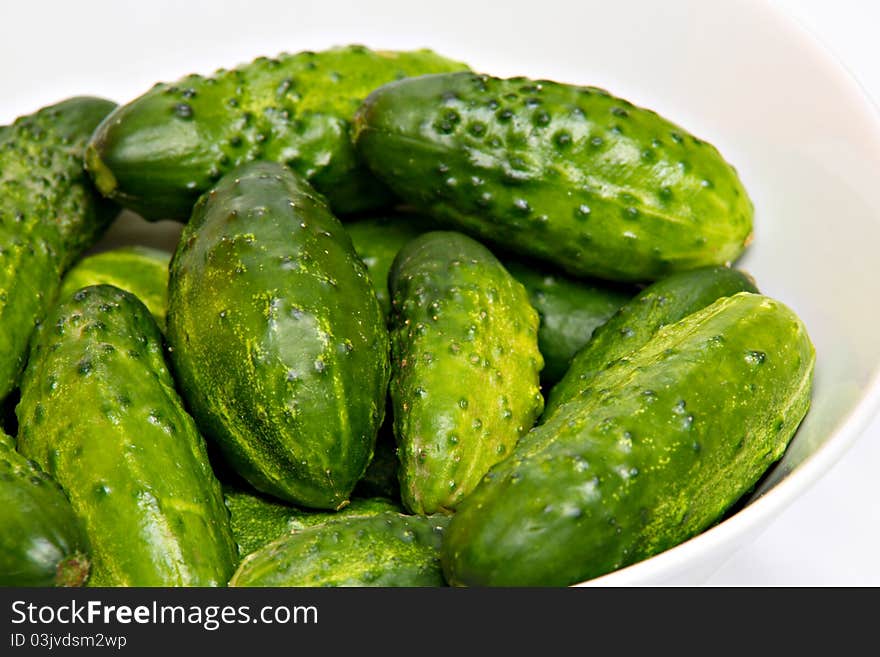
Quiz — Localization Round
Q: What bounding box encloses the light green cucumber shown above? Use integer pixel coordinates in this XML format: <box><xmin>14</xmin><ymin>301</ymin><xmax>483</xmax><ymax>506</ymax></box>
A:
<box><xmin>59</xmin><ymin>246</ymin><xmax>170</xmax><ymax>327</ymax></box>
<box><xmin>0</xmin><ymin>96</ymin><xmax>117</xmax><ymax>399</ymax></box>
<box><xmin>229</xmin><ymin>511</ymin><xmax>449</xmax><ymax>587</ymax></box>
<box><xmin>442</xmin><ymin>292</ymin><xmax>815</xmax><ymax>586</ymax></box>
<box><xmin>389</xmin><ymin>231</ymin><xmax>543</xmax><ymax>514</ymax></box>
<box><xmin>16</xmin><ymin>285</ymin><xmax>237</xmax><ymax>586</ymax></box>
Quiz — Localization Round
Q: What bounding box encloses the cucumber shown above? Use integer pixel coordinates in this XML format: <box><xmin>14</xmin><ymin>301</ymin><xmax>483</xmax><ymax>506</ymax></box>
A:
<box><xmin>16</xmin><ymin>285</ymin><xmax>237</xmax><ymax>586</ymax></box>
<box><xmin>0</xmin><ymin>431</ymin><xmax>90</xmax><ymax>587</ymax></box>
<box><xmin>223</xmin><ymin>484</ymin><xmax>400</xmax><ymax>557</ymax></box>
<box><xmin>503</xmin><ymin>260</ymin><xmax>632</xmax><ymax>384</ymax></box>
<box><xmin>229</xmin><ymin>510</ymin><xmax>449</xmax><ymax>587</ymax></box>
<box><xmin>59</xmin><ymin>246</ymin><xmax>171</xmax><ymax>328</ymax></box>
<box><xmin>345</xmin><ymin>214</ymin><xmax>431</xmax><ymax>317</ymax></box>
<box><xmin>389</xmin><ymin>231</ymin><xmax>543</xmax><ymax>514</ymax></box>
<box><xmin>0</xmin><ymin>96</ymin><xmax>117</xmax><ymax>399</ymax></box>
<box><xmin>86</xmin><ymin>46</ymin><xmax>468</xmax><ymax>220</ymax></box>
<box><xmin>345</xmin><ymin>214</ymin><xmax>634</xmax><ymax>383</ymax></box>
<box><xmin>167</xmin><ymin>161</ymin><xmax>390</xmax><ymax>509</ymax></box>
<box><xmin>544</xmin><ymin>266</ymin><xmax>758</xmax><ymax>418</ymax></box>
<box><xmin>354</xmin><ymin>72</ymin><xmax>753</xmax><ymax>281</ymax></box>
<box><xmin>442</xmin><ymin>292</ymin><xmax>815</xmax><ymax>586</ymax></box>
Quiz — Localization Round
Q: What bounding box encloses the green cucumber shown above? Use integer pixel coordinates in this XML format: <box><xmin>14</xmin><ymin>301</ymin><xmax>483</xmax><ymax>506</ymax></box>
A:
<box><xmin>16</xmin><ymin>285</ymin><xmax>237</xmax><ymax>586</ymax></box>
<box><xmin>167</xmin><ymin>161</ymin><xmax>390</xmax><ymax>509</ymax></box>
<box><xmin>442</xmin><ymin>292</ymin><xmax>815</xmax><ymax>586</ymax></box>
<box><xmin>389</xmin><ymin>231</ymin><xmax>543</xmax><ymax>514</ymax></box>
<box><xmin>223</xmin><ymin>484</ymin><xmax>400</xmax><ymax>557</ymax></box>
<box><xmin>86</xmin><ymin>46</ymin><xmax>468</xmax><ymax>220</ymax></box>
<box><xmin>354</xmin><ymin>72</ymin><xmax>753</xmax><ymax>281</ymax></box>
<box><xmin>346</xmin><ymin>214</ymin><xmax>634</xmax><ymax>383</ymax></box>
<box><xmin>0</xmin><ymin>96</ymin><xmax>117</xmax><ymax>399</ymax></box>
<box><xmin>59</xmin><ymin>246</ymin><xmax>171</xmax><ymax>328</ymax></box>
<box><xmin>544</xmin><ymin>266</ymin><xmax>758</xmax><ymax>418</ymax></box>
<box><xmin>345</xmin><ymin>214</ymin><xmax>431</xmax><ymax>317</ymax></box>
<box><xmin>229</xmin><ymin>510</ymin><xmax>449</xmax><ymax>587</ymax></box>
<box><xmin>0</xmin><ymin>431</ymin><xmax>90</xmax><ymax>587</ymax></box>
<box><xmin>503</xmin><ymin>260</ymin><xmax>632</xmax><ymax>384</ymax></box>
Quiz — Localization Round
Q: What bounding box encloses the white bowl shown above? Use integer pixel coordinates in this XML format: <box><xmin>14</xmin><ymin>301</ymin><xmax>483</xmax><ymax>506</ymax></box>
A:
<box><xmin>3</xmin><ymin>0</ymin><xmax>880</xmax><ymax>585</ymax></box>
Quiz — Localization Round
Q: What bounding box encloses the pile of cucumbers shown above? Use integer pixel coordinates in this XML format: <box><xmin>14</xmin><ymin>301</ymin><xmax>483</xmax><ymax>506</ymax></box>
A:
<box><xmin>0</xmin><ymin>45</ymin><xmax>814</xmax><ymax>588</ymax></box>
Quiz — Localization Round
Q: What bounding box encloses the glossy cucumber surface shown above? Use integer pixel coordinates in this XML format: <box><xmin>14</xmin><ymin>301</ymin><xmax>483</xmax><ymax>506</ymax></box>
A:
<box><xmin>167</xmin><ymin>161</ymin><xmax>389</xmax><ymax>509</ymax></box>
<box><xmin>0</xmin><ymin>96</ymin><xmax>117</xmax><ymax>399</ymax></box>
<box><xmin>443</xmin><ymin>292</ymin><xmax>814</xmax><ymax>586</ymax></box>
<box><xmin>17</xmin><ymin>285</ymin><xmax>237</xmax><ymax>586</ymax></box>
<box><xmin>355</xmin><ymin>72</ymin><xmax>753</xmax><ymax>281</ymax></box>
<box><xmin>86</xmin><ymin>46</ymin><xmax>468</xmax><ymax>220</ymax></box>
<box><xmin>230</xmin><ymin>510</ymin><xmax>449</xmax><ymax>587</ymax></box>
<box><xmin>0</xmin><ymin>431</ymin><xmax>90</xmax><ymax>587</ymax></box>
<box><xmin>389</xmin><ymin>231</ymin><xmax>543</xmax><ymax>514</ymax></box>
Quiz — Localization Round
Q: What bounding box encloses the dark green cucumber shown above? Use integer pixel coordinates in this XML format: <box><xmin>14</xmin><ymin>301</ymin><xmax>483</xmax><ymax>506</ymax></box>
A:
<box><xmin>503</xmin><ymin>260</ymin><xmax>632</xmax><ymax>384</ymax></box>
<box><xmin>59</xmin><ymin>246</ymin><xmax>171</xmax><ymax>328</ymax></box>
<box><xmin>223</xmin><ymin>484</ymin><xmax>400</xmax><ymax>557</ymax></box>
<box><xmin>442</xmin><ymin>292</ymin><xmax>815</xmax><ymax>586</ymax></box>
<box><xmin>0</xmin><ymin>96</ymin><xmax>117</xmax><ymax>399</ymax></box>
<box><xmin>229</xmin><ymin>510</ymin><xmax>449</xmax><ymax>587</ymax></box>
<box><xmin>0</xmin><ymin>431</ymin><xmax>90</xmax><ymax>586</ymax></box>
<box><xmin>86</xmin><ymin>46</ymin><xmax>468</xmax><ymax>221</ymax></box>
<box><xmin>389</xmin><ymin>231</ymin><xmax>543</xmax><ymax>514</ymax></box>
<box><xmin>544</xmin><ymin>266</ymin><xmax>758</xmax><ymax>418</ymax></box>
<box><xmin>167</xmin><ymin>161</ymin><xmax>389</xmax><ymax>509</ymax></box>
<box><xmin>345</xmin><ymin>214</ymin><xmax>432</xmax><ymax>317</ymax></box>
<box><xmin>16</xmin><ymin>285</ymin><xmax>237</xmax><ymax>586</ymax></box>
<box><xmin>354</xmin><ymin>72</ymin><xmax>753</xmax><ymax>281</ymax></box>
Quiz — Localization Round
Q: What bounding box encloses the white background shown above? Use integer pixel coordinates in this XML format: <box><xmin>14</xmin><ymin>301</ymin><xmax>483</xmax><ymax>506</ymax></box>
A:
<box><xmin>1</xmin><ymin>1</ymin><xmax>878</xmax><ymax>585</ymax></box>
<box><xmin>706</xmin><ymin>0</ymin><xmax>880</xmax><ymax>585</ymax></box>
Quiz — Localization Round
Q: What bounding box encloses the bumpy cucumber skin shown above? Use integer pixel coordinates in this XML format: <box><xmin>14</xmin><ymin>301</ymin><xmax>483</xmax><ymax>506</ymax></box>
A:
<box><xmin>346</xmin><ymin>214</ymin><xmax>634</xmax><ymax>384</ymax></box>
<box><xmin>167</xmin><ymin>161</ymin><xmax>389</xmax><ymax>509</ymax></box>
<box><xmin>389</xmin><ymin>231</ymin><xmax>543</xmax><ymax>514</ymax></box>
<box><xmin>442</xmin><ymin>292</ymin><xmax>815</xmax><ymax>586</ymax></box>
<box><xmin>59</xmin><ymin>246</ymin><xmax>171</xmax><ymax>328</ymax></box>
<box><xmin>16</xmin><ymin>285</ymin><xmax>237</xmax><ymax>586</ymax></box>
<box><xmin>503</xmin><ymin>260</ymin><xmax>632</xmax><ymax>384</ymax></box>
<box><xmin>544</xmin><ymin>266</ymin><xmax>758</xmax><ymax>418</ymax></box>
<box><xmin>223</xmin><ymin>484</ymin><xmax>400</xmax><ymax>557</ymax></box>
<box><xmin>0</xmin><ymin>97</ymin><xmax>117</xmax><ymax>399</ymax></box>
<box><xmin>229</xmin><ymin>511</ymin><xmax>449</xmax><ymax>587</ymax></box>
<box><xmin>354</xmin><ymin>72</ymin><xmax>754</xmax><ymax>281</ymax></box>
<box><xmin>85</xmin><ymin>46</ymin><xmax>468</xmax><ymax>221</ymax></box>
<box><xmin>0</xmin><ymin>431</ymin><xmax>90</xmax><ymax>587</ymax></box>
<box><xmin>345</xmin><ymin>215</ymin><xmax>431</xmax><ymax>317</ymax></box>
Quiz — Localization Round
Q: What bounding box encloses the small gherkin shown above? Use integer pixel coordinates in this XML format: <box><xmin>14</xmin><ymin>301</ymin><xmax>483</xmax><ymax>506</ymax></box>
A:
<box><xmin>354</xmin><ymin>72</ymin><xmax>754</xmax><ymax>282</ymax></box>
<box><xmin>58</xmin><ymin>246</ymin><xmax>171</xmax><ymax>329</ymax></box>
<box><xmin>167</xmin><ymin>161</ymin><xmax>390</xmax><ymax>510</ymax></box>
<box><xmin>16</xmin><ymin>285</ymin><xmax>237</xmax><ymax>586</ymax></box>
<box><xmin>0</xmin><ymin>96</ymin><xmax>117</xmax><ymax>399</ymax></box>
<box><xmin>389</xmin><ymin>231</ymin><xmax>544</xmax><ymax>515</ymax></box>
<box><xmin>229</xmin><ymin>510</ymin><xmax>449</xmax><ymax>587</ymax></box>
<box><xmin>85</xmin><ymin>45</ymin><xmax>468</xmax><ymax>221</ymax></box>
<box><xmin>442</xmin><ymin>292</ymin><xmax>815</xmax><ymax>586</ymax></box>
<box><xmin>0</xmin><ymin>430</ymin><xmax>90</xmax><ymax>587</ymax></box>
<box><xmin>223</xmin><ymin>483</ymin><xmax>401</xmax><ymax>557</ymax></box>
<box><xmin>544</xmin><ymin>266</ymin><xmax>758</xmax><ymax>418</ymax></box>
